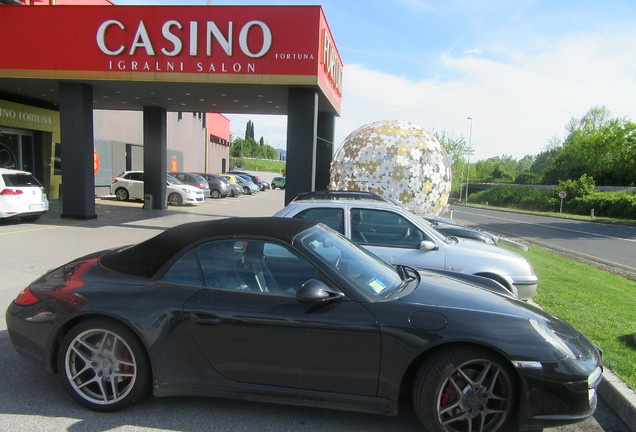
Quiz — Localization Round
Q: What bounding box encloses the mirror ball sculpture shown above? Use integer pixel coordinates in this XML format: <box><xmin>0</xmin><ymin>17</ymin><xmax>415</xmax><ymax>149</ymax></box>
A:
<box><xmin>329</xmin><ymin>120</ymin><xmax>452</xmax><ymax>216</ymax></box>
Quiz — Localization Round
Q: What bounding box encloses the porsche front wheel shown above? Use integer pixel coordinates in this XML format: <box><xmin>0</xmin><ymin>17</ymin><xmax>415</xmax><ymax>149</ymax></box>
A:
<box><xmin>413</xmin><ymin>346</ymin><xmax>516</xmax><ymax>432</ymax></box>
<box><xmin>57</xmin><ymin>319</ymin><xmax>150</xmax><ymax>411</ymax></box>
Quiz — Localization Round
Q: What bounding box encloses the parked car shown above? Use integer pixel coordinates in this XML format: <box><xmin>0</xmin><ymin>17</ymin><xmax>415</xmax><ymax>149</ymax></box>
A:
<box><xmin>293</xmin><ymin>190</ymin><xmax>497</xmax><ymax>244</ymax></box>
<box><xmin>236</xmin><ymin>174</ymin><xmax>261</xmax><ymax>194</ymax></box>
<box><xmin>197</xmin><ymin>173</ymin><xmax>229</xmax><ymax>199</ymax></box>
<box><xmin>222</xmin><ymin>174</ymin><xmax>258</xmax><ymax>195</ymax></box>
<box><xmin>168</xmin><ymin>172</ymin><xmax>211</xmax><ymax>197</ymax></box>
<box><xmin>165</xmin><ymin>176</ymin><xmax>205</xmax><ymax>206</ymax></box>
<box><xmin>0</xmin><ymin>167</ymin><xmax>49</xmax><ymax>222</ymax></box>
<box><xmin>229</xmin><ymin>169</ymin><xmax>267</xmax><ymax>190</ymax></box>
<box><xmin>218</xmin><ymin>175</ymin><xmax>243</xmax><ymax>197</ymax></box>
<box><xmin>274</xmin><ymin>199</ymin><xmax>538</xmax><ymax>300</ymax></box>
<box><xmin>110</xmin><ymin>171</ymin><xmax>204</xmax><ymax>206</ymax></box>
<box><xmin>6</xmin><ymin>217</ymin><xmax>602</xmax><ymax>431</ymax></box>
<box><xmin>271</xmin><ymin>176</ymin><xmax>286</xmax><ymax>189</ymax></box>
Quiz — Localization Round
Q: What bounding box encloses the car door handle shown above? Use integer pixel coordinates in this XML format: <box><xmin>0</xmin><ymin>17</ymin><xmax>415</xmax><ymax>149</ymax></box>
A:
<box><xmin>190</xmin><ymin>312</ymin><xmax>221</xmax><ymax>325</ymax></box>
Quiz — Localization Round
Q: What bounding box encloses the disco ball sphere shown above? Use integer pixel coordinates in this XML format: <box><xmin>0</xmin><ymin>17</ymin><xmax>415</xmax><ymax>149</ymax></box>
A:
<box><xmin>329</xmin><ymin>120</ymin><xmax>452</xmax><ymax>215</ymax></box>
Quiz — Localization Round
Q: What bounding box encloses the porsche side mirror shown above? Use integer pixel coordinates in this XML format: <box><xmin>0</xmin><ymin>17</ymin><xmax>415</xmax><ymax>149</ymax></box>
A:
<box><xmin>297</xmin><ymin>279</ymin><xmax>343</xmax><ymax>303</ymax></box>
<box><xmin>419</xmin><ymin>240</ymin><xmax>438</xmax><ymax>251</ymax></box>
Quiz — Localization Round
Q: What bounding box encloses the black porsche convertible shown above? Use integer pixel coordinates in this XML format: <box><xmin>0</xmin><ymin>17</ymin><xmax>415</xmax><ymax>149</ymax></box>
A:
<box><xmin>6</xmin><ymin>217</ymin><xmax>602</xmax><ymax>432</ymax></box>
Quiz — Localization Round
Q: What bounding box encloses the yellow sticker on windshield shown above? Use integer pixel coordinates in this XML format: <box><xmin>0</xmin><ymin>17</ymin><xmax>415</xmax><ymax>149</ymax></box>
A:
<box><xmin>369</xmin><ymin>278</ymin><xmax>387</xmax><ymax>293</ymax></box>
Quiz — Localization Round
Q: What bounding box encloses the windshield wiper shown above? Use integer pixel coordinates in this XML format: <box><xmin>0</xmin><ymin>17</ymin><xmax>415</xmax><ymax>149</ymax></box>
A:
<box><xmin>383</xmin><ymin>265</ymin><xmax>416</xmax><ymax>299</ymax></box>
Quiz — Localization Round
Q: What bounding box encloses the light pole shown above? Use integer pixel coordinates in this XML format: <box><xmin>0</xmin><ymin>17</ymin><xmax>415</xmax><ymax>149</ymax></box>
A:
<box><xmin>465</xmin><ymin>117</ymin><xmax>473</xmax><ymax>203</ymax></box>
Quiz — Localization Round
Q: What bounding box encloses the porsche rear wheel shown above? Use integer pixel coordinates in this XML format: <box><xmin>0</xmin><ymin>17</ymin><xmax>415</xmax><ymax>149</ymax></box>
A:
<box><xmin>57</xmin><ymin>319</ymin><xmax>150</xmax><ymax>411</ymax></box>
<box><xmin>413</xmin><ymin>346</ymin><xmax>516</xmax><ymax>432</ymax></box>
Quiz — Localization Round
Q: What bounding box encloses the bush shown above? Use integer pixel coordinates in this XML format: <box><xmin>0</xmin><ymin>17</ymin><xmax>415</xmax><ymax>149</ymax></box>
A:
<box><xmin>568</xmin><ymin>191</ymin><xmax>636</xmax><ymax>218</ymax></box>
<box><xmin>470</xmin><ymin>186</ymin><xmax>556</xmax><ymax>211</ymax></box>
<box><xmin>558</xmin><ymin>174</ymin><xmax>596</xmax><ymax>199</ymax></box>
<box><xmin>470</xmin><ymin>184</ymin><xmax>636</xmax><ymax>219</ymax></box>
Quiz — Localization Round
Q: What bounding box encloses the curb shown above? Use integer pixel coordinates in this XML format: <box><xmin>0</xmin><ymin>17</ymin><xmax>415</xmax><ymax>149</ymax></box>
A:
<box><xmin>599</xmin><ymin>369</ymin><xmax>636</xmax><ymax>431</ymax></box>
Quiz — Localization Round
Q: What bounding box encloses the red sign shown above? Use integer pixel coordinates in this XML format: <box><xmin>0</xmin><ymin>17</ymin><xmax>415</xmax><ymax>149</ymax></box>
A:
<box><xmin>0</xmin><ymin>5</ymin><xmax>342</xmax><ymax>111</ymax></box>
<box><xmin>169</xmin><ymin>157</ymin><xmax>179</xmax><ymax>173</ymax></box>
<box><xmin>93</xmin><ymin>151</ymin><xmax>100</xmax><ymax>175</ymax></box>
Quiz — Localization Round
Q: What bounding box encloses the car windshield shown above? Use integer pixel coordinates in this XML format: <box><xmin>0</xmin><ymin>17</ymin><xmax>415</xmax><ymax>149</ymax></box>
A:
<box><xmin>166</xmin><ymin>176</ymin><xmax>182</xmax><ymax>185</ymax></box>
<box><xmin>295</xmin><ymin>226</ymin><xmax>402</xmax><ymax>300</ymax></box>
<box><xmin>218</xmin><ymin>176</ymin><xmax>229</xmax><ymax>184</ymax></box>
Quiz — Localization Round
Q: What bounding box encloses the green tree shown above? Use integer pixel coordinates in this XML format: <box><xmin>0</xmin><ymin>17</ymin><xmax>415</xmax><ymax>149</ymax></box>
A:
<box><xmin>546</xmin><ymin>106</ymin><xmax>636</xmax><ymax>186</ymax></box>
<box><xmin>245</xmin><ymin>120</ymin><xmax>255</xmax><ymax>141</ymax></box>
<box><xmin>558</xmin><ymin>174</ymin><xmax>596</xmax><ymax>199</ymax></box>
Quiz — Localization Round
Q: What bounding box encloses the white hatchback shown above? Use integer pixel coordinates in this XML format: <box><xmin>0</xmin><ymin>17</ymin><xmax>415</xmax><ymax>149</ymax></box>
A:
<box><xmin>0</xmin><ymin>168</ymin><xmax>49</xmax><ymax>222</ymax></box>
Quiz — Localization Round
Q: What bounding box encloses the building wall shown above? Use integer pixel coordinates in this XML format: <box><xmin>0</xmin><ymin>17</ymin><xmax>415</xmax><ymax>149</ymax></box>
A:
<box><xmin>168</xmin><ymin>112</ymin><xmax>207</xmax><ymax>173</ymax></box>
<box><xmin>206</xmin><ymin>113</ymin><xmax>231</xmax><ymax>174</ymax></box>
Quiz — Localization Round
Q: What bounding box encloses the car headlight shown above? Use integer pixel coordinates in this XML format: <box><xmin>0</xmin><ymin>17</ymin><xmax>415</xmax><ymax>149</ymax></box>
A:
<box><xmin>529</xmin><ymin>319</ymin><xmax>575</xmax><ymax>358</ymax></box>
<box><xmin>181</xmin><ymin>188</ymin><xmax>192</xmax><ymax>194</ymax></box>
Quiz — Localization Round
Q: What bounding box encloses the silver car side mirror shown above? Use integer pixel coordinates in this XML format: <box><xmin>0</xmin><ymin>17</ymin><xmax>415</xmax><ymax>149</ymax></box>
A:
<box><xmin>419</xmin><ymin>240</ymin><xmax>438</xmax><ymax>251</ymax></box>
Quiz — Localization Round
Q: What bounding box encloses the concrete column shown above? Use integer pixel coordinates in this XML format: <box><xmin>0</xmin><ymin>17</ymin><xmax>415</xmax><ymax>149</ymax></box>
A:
<box><xmin>285</xmin><ymin>88</ymin><xmax>318</xmax><ymax>205</ymax></box>
<box><xmin>315</xmin><ymin>111</ymin><xmax>335</xmax><ymax>191</ymax></box>
<box><xmin>143</xmin><ymin>106</ymin><xmax>167</xmax><ymax>210</ymax></box>
<box><xmin>59</xmin><ymin>82</ymin><xmax>96</xmax><ymax>219</ymax></box>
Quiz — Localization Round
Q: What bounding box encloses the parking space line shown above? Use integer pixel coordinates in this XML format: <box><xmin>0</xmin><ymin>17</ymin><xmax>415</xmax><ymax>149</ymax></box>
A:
<box><xmin>0</xmin><ymin>225</ymin><xmax>64</xmax><ymax>236</ymax></box>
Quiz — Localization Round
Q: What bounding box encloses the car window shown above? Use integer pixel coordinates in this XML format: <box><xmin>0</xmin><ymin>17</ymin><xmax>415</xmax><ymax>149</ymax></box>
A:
<box><xmin>126</xmin><ymin>172</ymin><xmax>143</xmax><ymax>181</ymax></box>
<box><xmin>161</xmin><ymin>248</ymin><xmax>202</xmax><ymax>286</ymax></box>
<box><xmin>293</xmin><ymin>207</ymin><xmax>344</xmax><ymax>234</ymax></box>
<box><xmin>197</xmin><ymin>239</ymin><xmax>320</xmax><ymax>296</ymax></box>
<box><xmin>351</xmin><ymin>208</ymin><xmax>426</xmax><ymax>248</ymax></box>
<box><xmin>1</xmin><ymin>173</ymin><xmax>42</xmax><ymax>187</ymax></box>
<box><xmin>298</xmin><ymin>227</ymin><xmax>402</xmax><ymax>300</ymax></box>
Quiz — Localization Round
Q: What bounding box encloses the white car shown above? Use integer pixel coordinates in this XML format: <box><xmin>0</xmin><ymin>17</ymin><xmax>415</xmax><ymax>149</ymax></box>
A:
<box><xmin>0</xmin><ymin>168</ymin><xmax>49</xmax><ymax>222</ymax></box>
<box><xmin>110</xmin><ymin>171</ymin><xmax>204</xmax><ymax>206</ymax></box>
<box><xmin>274</xmin><ymin>199</ymin><xmax>538</xmax><ymax>300</ymax></box>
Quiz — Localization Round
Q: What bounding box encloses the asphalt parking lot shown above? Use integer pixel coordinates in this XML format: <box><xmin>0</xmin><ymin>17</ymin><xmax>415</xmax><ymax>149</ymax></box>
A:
<box><xmin>0</xmin><ymin>186</ymin><xmax>633</xmax><ymax>432</ymax></box>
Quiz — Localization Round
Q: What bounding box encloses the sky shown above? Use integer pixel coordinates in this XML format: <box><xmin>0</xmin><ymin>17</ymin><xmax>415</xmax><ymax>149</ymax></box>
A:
<box><xmin>114</xmin><ymin>0</ymin><xmax>636</xmax><ymax>161</ymax></box>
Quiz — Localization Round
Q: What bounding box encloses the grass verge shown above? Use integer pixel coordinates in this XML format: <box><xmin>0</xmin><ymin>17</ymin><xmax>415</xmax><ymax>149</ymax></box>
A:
<box><xmin>509</xmin><ymin>245</ymin><xmax>636</xmax><ymax>390</ymax></box>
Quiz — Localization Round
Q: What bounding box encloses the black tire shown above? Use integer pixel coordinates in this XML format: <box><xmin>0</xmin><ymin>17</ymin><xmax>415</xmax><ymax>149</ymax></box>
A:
<box><xmin>167</xmin><ymin>192</ymin><xmax>183</xmax><ymax>206</ymax></box>
<box><xmin>271</xmin><ymin>184</ymin><xmax>276</xmax><ymax>189</ymax></box>
<box><xmin>115</xmin><ymin>188</ymin><xmax>129</xmax><ymax>201</ymax></box>
<box><xmin>413</xmin><ymin>346</ymin><xmax>516</xmax><ymax>432</ymax></box>
<box><xmin>57</xmin><ymin>319</ymin><xmax>151</xmax><ymax>412</ymax></box>
<box><xmin>210</xmin><ymin>189</ymin><xmax>221</xmax><ymax>199</ymax></box>
<box><xmin>243</xmin><ymin>186</ymin><xmax>250</xmax><ymax>195</ymax></box>
<box><xmin>20</xmin><ymin>214</ymin><xmax>41</xmax><ymax>222</ymax></box>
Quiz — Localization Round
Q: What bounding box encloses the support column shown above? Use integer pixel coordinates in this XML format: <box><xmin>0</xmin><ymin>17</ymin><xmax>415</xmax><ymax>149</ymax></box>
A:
<box><xmin>143</xmin><ymin>106</ymin><xmax>167</xmax><ymax>210</ymax></box>
<box><xmin>59</xmin><ymin>82</ymin><xmax>96</xmax><ymax>219</ymax></box>
<box><xmin>285</xmin><ymin>88</ymin><xmax>318</xmax><ymax>205</ymax></box>
<box><xmin>315</xmin><ymin>111</ymin><xmax>335</xmax><ymax>191</ymax></box>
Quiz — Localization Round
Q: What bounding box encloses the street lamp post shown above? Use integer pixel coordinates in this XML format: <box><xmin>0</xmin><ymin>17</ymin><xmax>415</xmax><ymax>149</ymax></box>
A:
<box><xmin>465</xmin><ymin>117</ymin><xmax>473</xmax><ymax>204</ymax></box>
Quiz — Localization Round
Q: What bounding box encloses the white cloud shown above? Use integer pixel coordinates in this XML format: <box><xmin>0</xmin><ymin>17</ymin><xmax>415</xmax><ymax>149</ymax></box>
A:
<box><xmin>224</xmin><ymin>29</ymin><xmax>636</xmax><ymax>162</ymax></box>
<box><xmin>335</xmin><ymin>30</ymin><xmax>636</xmax><ymax>160</ymax></box>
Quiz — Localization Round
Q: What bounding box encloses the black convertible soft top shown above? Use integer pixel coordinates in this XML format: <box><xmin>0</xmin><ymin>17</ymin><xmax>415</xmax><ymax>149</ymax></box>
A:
<box><xmin>100</xmin><ymin>217</ymin><xmax>319</xmax><ymax>278</ymax></box>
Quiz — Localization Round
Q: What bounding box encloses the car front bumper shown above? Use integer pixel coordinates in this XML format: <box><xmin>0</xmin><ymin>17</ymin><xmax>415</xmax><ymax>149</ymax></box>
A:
<box><xmin>514</xmin><ymin>358</ymin><xmax>603</xmax><ymax>429</ymax></box>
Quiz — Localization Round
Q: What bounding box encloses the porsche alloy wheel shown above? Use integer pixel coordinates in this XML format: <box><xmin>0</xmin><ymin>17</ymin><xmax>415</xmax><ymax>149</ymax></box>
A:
<box><xmin>58</xmin><ymin>320</ymin><xmax>150</xmax><ymax>411</ymax></box>
<box><xmin>413</xmin><ymin>346</ymin><xmax>515</xmax><ymax>432</ymax></box>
